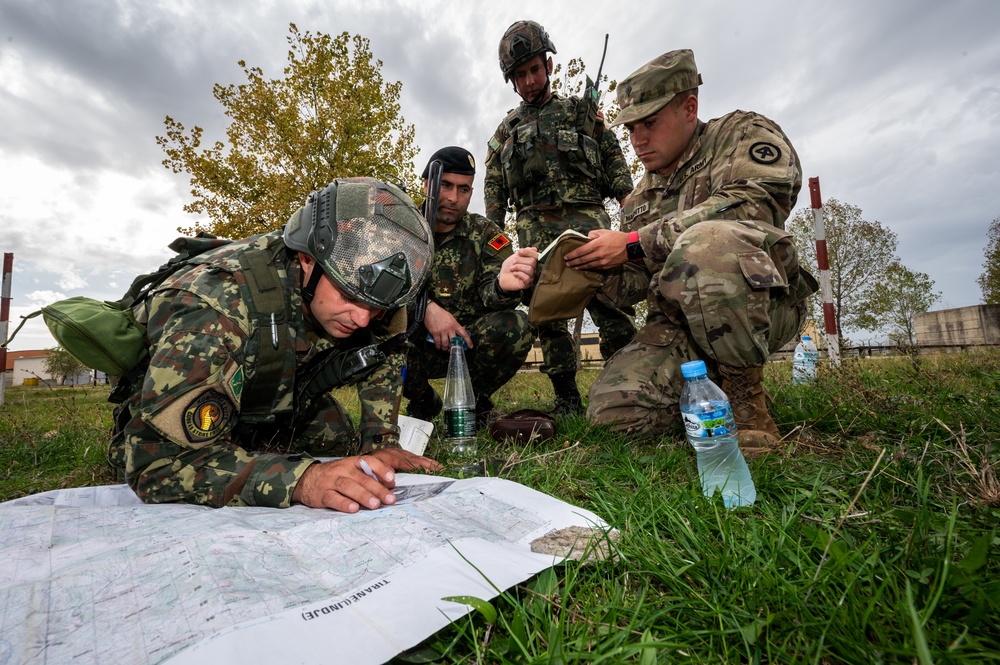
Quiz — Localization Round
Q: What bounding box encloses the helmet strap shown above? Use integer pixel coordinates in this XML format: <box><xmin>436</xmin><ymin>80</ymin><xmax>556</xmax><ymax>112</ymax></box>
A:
<box><xmin>300</xmin><ymin>261</ymin><xmax>327</xmax><ymax>332</ymax></box>
<box><xmin>529</xmin><ymin>72</ymin><xmax>551</xmax><ymax>106</ymax></box>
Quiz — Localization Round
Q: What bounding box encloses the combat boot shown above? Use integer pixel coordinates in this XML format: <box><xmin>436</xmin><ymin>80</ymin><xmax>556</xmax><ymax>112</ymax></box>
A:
<box><xmin>718</xmin><ymin>364</ymin><xmax>781</xmax><ymax>459</ymax></box>
<box><xmin>550</xmin><ymin>372</ymin><xmax>583</xmax><ymax>416</ymax></box>
<box><xmin>406</xmin><ymin>391</ymin><xmax>442</xmax><ymax>422</ymax></box>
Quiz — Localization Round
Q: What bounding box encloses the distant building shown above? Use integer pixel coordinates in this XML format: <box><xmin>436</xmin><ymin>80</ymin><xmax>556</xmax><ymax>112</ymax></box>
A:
<box><xmin>915</xmin><ymin>304</ymin><xmax>1000</xmax><ymax>347</ymax></box>
<box><xmin>3</xmin><ymin>349</ymin><xmax>100</xmax><ymax>386</ymax></box>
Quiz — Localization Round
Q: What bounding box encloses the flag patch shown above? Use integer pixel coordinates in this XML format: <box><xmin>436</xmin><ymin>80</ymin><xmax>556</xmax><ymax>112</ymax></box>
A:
<box><xmin>489</xmin><ymin>234</ymin><xmax>511</xmax><ymax>251</ymax></box>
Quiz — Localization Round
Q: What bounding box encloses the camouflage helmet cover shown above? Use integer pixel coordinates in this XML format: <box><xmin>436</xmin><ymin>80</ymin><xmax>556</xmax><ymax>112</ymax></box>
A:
<box><xmin>498</xmin><ymin>20</ymin><xmax>556</xmax><ymax>82</ymax></box>
<box><xmin>283</xmin><ymin>177</ymin><xmax>433</xmax><ymax>310</ymax></box>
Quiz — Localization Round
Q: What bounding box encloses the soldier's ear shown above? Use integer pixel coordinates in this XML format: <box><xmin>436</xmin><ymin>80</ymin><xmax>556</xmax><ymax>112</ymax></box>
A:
<box><xmin>546</xmin><ymin>56</ymin><xmax>553</xmax><ymax>75</ymax></box>
<box><xmin>683</xmin><ymin>95</ymin><xmax>698</xmax><ymax>120</ymax></box>
<box><xmin>298</xmin><ymin>252</ymin><xmax>316</xmax><ymax>277</ymax></box>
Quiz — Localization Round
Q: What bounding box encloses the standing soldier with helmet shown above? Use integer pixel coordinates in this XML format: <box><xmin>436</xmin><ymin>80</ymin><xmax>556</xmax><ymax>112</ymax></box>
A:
<box><xmin>484</xmin><ymin>20</ymin><xmax>635</xmax><ymax>415</ymax></box>
<box><xmin>110</xmin><ymin>177</ymin><xmax>441</xmax><ymax>511</ymax></box>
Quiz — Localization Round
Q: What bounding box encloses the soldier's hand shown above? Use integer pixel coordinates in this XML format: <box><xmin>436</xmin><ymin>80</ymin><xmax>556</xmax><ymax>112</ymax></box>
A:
<box><xmin>424</xmin><ymin>301</ymin><xmax>472</xmax><ymax>351</ymax></box>
<box><xmin>291</xmin><ymin>451</ymin><xmax>440</xmax><ymax>512</ymax></box>
<box><xmin>368</xmin><ymin>447</ymin><xmax>442</xmax><ymax>473</ymax></box>
<box><xmin>498</xmin><ymin>247</ymin><xmax>538</xmax><ymax>292</ymax></box>
<box><xmin>563</xmin><ymin>230</ymin><xmax>628</xmax><ymax>270</ymax></box>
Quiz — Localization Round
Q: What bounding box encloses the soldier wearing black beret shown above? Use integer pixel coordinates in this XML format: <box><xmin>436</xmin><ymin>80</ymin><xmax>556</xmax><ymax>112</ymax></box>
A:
<box><xmin>405</xmin><ymin>147</ymin><xmax>538</xmax><ymax>429</ymax></box>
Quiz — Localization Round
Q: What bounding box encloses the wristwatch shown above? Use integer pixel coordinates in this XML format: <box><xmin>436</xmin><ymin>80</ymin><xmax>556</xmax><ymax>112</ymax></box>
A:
<box><xmin>626</xmin><ymin>230</ymin><xmax>645</xmax><ymax>263</ymax></box>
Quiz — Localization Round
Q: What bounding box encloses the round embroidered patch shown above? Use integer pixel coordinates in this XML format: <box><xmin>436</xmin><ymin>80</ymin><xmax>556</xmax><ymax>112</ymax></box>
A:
<box><xmin>749</xmin><ymin>142</ymin><xmax>782</xmax><ymax>165</ymax></box>
<box><xmin>182</xmin><ymin>391</ymin><xmax>235</xmax><ymax>443</ymax></box>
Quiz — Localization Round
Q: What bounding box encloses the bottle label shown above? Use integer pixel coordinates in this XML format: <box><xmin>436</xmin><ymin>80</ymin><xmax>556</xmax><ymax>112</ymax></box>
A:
<box><xmin>444</xmin><ymin>408</ymin><xmax>476</xmax><ymax>438</ymax></box>
<box><xmin>682</xmin><ymin>404</ymin><xmax>735</xmax><ymax>438</ymax></box>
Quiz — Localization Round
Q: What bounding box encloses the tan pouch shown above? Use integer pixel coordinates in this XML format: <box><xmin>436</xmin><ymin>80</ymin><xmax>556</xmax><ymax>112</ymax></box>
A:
<box><xmin>528</xmin><ymin>235</ymin><xmax>602</xmax><ymax>325</ymax></box>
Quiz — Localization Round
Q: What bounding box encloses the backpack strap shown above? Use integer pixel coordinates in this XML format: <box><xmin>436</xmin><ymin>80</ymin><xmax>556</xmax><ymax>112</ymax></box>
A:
<box><xmin>121</xmin><ymin>233</ymin><xmax>231</xmax><ymax>310</ymax></box>
<box><xmin>1</xmin><ymin>309</ymin><xmax>43</xmax><ymax>349</ymax></box>
<box><xmin>236</xmin><ymin>241</ymin><xmax>294</xmax><ymax>421</ymax></box>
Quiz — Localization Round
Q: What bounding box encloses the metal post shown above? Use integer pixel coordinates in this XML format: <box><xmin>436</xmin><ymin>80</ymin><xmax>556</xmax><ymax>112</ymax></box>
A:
<box><xmin>1</xmin><ymin>253</ymin><xmax>13</xmax><ymax>405</ymax></box>
<box><xmin>808</xmin><ymin>178</ymin><xmax>841</xmax><ymax>367</ymax></box>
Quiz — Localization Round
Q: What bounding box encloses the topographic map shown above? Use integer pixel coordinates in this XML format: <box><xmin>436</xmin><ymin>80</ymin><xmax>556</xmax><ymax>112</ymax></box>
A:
<box><xmin>0</xmin><ymin>477</ymin><xmax>607</xmax><ymax>664</ymax></box>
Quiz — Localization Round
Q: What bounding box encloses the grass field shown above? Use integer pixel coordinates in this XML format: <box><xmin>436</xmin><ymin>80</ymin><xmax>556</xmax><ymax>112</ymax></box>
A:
<box><xmin>2</xmin><ymin>351</ymin><xmax>998</xmax><ymax>663</ymax></box>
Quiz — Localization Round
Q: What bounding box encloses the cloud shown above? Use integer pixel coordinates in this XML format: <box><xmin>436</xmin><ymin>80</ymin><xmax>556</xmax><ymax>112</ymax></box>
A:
<box><xmin>25</xmin><ymin>290</ymin><xmax>67</xmax><ymax>305</ymax></box>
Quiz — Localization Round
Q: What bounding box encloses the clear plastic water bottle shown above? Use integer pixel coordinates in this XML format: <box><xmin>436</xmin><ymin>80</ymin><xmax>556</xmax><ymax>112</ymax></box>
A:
<box><xmin>792</xmin><ymin>335</ymin><xmax>819</xmax><ymax>384</ymax></box>
<box><xmin>679</xmin><ymin>360</ymin><xmax>756</xmax><ymax>508</ymax></box>
<box><xmin>443</xmin><ymin>336</ymin><xmax>477</xmax><ymax>454</ymax></box>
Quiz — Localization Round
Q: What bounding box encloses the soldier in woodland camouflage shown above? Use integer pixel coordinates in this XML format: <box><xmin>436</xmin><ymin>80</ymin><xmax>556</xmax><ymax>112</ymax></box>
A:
<box><xmin>404</xmin><ymin>147</ymin><xmax>537</xmax><ymax>426</ymax></box>
<box><xmin>484</xmin><ymin>20</ymin><xmax>635</xmax><ymax>415</ymax></box>
<box><xmin>111</xmin><ymin>177</ymin><xmax>441</xmax><ymax>510</ymax></box>
<box><xmin>564</xmin><ymin>50</ymin><xmax>818</xmax><ymax>456</ymax></box>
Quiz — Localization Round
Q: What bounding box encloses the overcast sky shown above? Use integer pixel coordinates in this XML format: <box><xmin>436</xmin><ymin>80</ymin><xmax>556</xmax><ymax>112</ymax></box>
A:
<box><xmin>2</xmin><ymin>0</ymin><xmax>999</xmax><ymax>351</ymax></box>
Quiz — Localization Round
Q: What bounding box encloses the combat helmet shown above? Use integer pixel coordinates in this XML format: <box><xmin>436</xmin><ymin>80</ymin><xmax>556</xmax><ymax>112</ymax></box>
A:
<box><xmin>498</xmin><ymin>20</ymin><xmax>556</xmax><ymax>82</ymax></box>
<box><xmin>284</xmin><ymin>177</ymin><xmax>433</xmax><ymax>311</ymax></box>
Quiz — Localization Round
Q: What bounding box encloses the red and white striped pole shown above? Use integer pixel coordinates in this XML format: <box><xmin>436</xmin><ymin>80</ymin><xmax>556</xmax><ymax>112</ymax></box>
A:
<box><xmin>808</xmin><ymin>178</ymin><xmax>841</xmax><ymax>368</ymax></box>
<box><xmin>0</xmin><ymin>253</ymin><xmax>13</xmax><ymax>405</ymax></box>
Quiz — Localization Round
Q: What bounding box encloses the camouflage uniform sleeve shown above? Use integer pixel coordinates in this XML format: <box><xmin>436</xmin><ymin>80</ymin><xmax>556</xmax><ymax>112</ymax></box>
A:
<box><xmin>475</xmin><ymin>217</ymin><xmax>519</xmax><ymax>310</ymax></box>
<box><xmin>356</xmin><ymin>343</ymin><xmax>404</xmax><ymax>453</ymax></box>
<box><xmin>126</xmin><ymin>287</ymin><xmax>314</xmax><ymax>509</ymax></box>
<box><xmin>484</xmin><ymin>125</ymin><xmax>510</xmax><ymax>226</ymax></box>
<box><xmin>597</xmin><ymin>120</ymin><xmax>634</xmax><ymax>201</ymax></box>
<box><xmin>637</xmin><ymin>112</ymin><xmax>801</xmax><ymax>262</ymax></box>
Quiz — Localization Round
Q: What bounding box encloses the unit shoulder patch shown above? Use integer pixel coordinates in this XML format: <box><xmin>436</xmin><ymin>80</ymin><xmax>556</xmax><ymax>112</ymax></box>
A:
<box><xmin>182</xmin><ymin>390</ymin><xmax>236</xmax><ymax>444</ymax></box>
<box><xmin>487</xmin><ymin>136</ymin><xmax>501</xmax><ymax>162</ymax></box>
<box><xmin>228</xmin><ymin>365</ymin><xmax>244</xmax><ymax>402</ymax></box>
<box><xmin>749</xmin><ymin>142</ymin><xmax>782</xmax><ymax>165</ymax></box>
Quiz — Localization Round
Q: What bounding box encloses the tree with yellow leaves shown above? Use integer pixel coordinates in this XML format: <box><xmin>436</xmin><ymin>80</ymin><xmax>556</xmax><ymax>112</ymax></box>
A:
<box><xmin>158</xmin><ymin>24</ymin><xmax>418</xmax><ymax>239</ymax></box>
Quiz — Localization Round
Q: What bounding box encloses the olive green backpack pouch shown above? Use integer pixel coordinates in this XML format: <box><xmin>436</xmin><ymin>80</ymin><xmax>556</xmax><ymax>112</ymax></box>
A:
<box><xmin>41</xmin><ymin>297</ymin><xmax>148</xmax><ymax>376</ymax></box>
<box><xmin>5</xmin><ymin>297</ymin><xmax>148</xmax><ymax>377</ymax></box>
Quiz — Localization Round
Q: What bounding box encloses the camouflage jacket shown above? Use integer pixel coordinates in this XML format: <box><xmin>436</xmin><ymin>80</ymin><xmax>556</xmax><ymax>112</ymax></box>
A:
<box><xmin>418</xmin><ymin>213</ymin><xmax>520</xmax><ymax>325</ymax></box>
<box><xmin>483</xmin><ymin>93</ymin><xmax>633</xmax><ymax>226</ymax></box>
<box><xmin>622</xmin><ymin>110</ymin><xmax>807</xmax><ymax>341</ymax></box>
<box><xmin>119</xmin><ymin>231</ymin><xmax>405</xmax><ymax>508</ymax></box>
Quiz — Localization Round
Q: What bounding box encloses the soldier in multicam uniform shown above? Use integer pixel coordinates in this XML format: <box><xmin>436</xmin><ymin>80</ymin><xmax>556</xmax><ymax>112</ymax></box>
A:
<box><xmin>564</xmin><ymin>50</ymin><xmax>818</xmax><ymax>456</ymax></box>
<box><xmin>404</xmin><ymin>146</ymin><xmax>538</xmax><ymax>426</ymax></box>
<box><xmin>484</xmin><ymin>20</ymin><xmax>635</xmax><ymax>415</ymax></box>
<box><xmin>110</xmin><ymin>177</ymin><xmax>441</xmax><ymax>510</ymax></box>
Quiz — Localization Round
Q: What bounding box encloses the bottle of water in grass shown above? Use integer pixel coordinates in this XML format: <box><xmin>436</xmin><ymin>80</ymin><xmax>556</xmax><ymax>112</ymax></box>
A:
<box><xmin>679</xmin><ymin>360</ymin><xmax>756</xmax><ymax>508</ymax></box>
<box><xmin>443</xmin><ymin>336</ymin><xmax>477</xmax><ymax>455</ymax></box>
<box><xmin>792</xmin><ymin>335</ymin><xmax>819</xmax><ymax>384</ymax></box>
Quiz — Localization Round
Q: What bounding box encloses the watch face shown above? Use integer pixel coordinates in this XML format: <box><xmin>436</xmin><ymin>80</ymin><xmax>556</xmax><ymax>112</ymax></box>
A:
<box><xmin>627</xmin><ymin>241</ymin><xmax>645</xmax><ymax>261</ymax></box>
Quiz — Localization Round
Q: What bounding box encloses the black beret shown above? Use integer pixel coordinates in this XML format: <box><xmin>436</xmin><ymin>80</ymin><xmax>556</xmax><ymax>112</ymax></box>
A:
<box><xmin>421</xmin><ymin>146</ymin><xmax>476</xmax><ymax>178</ymax></box>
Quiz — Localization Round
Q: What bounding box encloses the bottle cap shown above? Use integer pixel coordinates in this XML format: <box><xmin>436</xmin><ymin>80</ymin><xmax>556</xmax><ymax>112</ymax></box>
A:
<box><xmin>802</xmin><ymin>335</ymin><xmax>811</xmax><ymax>341</ymax></box>
<box><xmin>680</xmin><ymin>360</ymin><xmax>707</xmax><ymax>379</ymax></box>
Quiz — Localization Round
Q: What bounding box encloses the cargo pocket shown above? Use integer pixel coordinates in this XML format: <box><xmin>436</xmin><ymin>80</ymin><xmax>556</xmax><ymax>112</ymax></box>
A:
<box><xmin>557</xmin><ymin>129</ymin><xmax>598</xmax><ymax>179</ymax></box>
<box><xmin>515</xmin><ymin>123</ymin><xmax>545</xmax><ymax>183</ymax></box>
<box><xmin>736</xmin><ymin>248</ymin><xmax>789</xmax><ymax>292</ymax></box>
<box><xmin>501</xmin><ymin>140</ymin><xmax>524</xmax><ymax>192</ymax></box>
